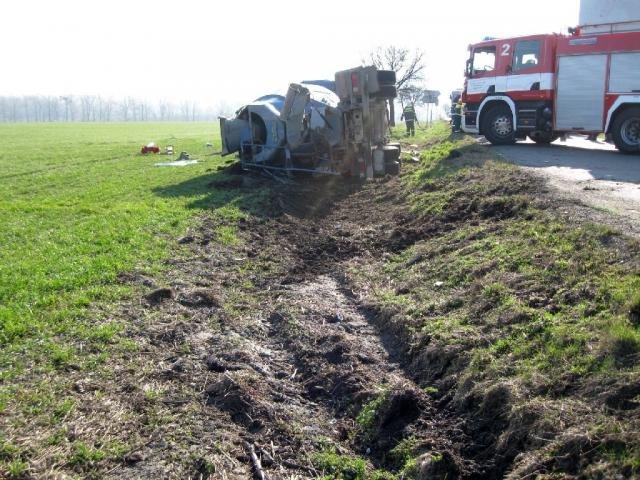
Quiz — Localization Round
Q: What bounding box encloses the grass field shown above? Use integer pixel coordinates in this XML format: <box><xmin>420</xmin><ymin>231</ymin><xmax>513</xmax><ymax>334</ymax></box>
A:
<box><xmin>0</xmin><ymin>122</ymin><xmax>240</xmax><ymax>387</ymax></box>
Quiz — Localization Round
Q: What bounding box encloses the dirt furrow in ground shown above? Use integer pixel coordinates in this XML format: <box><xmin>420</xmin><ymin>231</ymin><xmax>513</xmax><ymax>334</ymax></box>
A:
<box><xmin>267</xmin><ymin>272</ymin><xmax>473</xmax><ymax>475</ymax></box>
<box><xmin>92</xmin><ymin>173</ymin><xmax>477</xmax><ymax>479</ymax></box>
<box><xmin>42</xmin><ymin>155</ymin><xmax>552</xmax><ymax>479</ymax></box>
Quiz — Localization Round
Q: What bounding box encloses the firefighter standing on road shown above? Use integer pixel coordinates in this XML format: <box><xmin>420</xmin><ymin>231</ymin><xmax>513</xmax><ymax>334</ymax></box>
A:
<box><xmin>401</xmin><ymin>104</ymin><xmax>417</xmax><ymax>137</ymax></box>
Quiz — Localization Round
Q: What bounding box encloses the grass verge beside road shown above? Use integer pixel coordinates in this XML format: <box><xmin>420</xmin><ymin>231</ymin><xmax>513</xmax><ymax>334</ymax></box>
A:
<box><xmin>353</xmin><ymin>122</ymin><xmax>640</xmax><ymax>477</ymax></box>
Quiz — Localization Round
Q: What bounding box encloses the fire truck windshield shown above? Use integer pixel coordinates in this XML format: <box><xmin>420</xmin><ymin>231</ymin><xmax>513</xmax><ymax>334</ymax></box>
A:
<box><xmin>471</xmin><ymin>47</ymin><xmax>496</xmax><ymax>75</ymax></box>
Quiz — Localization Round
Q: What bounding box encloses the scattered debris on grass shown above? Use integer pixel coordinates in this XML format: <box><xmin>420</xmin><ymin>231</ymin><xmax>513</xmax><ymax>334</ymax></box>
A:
<box><xmin>154</xmin><ymin>159</ymin><xmax>199</xmax><ymax>167</ymax></box>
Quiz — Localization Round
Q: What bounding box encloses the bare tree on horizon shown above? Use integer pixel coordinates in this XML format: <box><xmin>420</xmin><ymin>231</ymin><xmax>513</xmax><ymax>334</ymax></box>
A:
<box><xmin>367</xmin><ymin>46</ymin><xmax>425</xmax><ymax>126</ymax></box>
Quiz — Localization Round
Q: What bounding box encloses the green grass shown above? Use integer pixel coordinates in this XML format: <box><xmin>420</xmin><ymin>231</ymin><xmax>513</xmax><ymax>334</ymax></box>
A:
<box><xmin>355</xmin><ymin>387</ymin><xmax>390</xmax><ymax>439</ymax></box>
<box><xmin>6</xmin><ymin>458</ymin><xmax>28</xmax><ymax>479</ymax></box>
<box><xmin>0</xmin><ymin>122</ymin><xmax>266</xmax><ymax>381</ymax></box>
<box><xmin>390</xmin><ymin>121</ymin><xmax>453</xmax><ymax>145</ymax></box>
<box><xmin>387</xmin><ymin>437</ymin><xmax>420</xmax><ymax>476</ymax></box>
<box><xmin>380</xmin><ymin>167</ymin><xmax>640</xmax><ymax>380</ymax></box>
<box><xmin>215</xmin><ymin>225</ymin><xmax>239</xmax><ymax>245</ymax></box>
<box><xmin>313</xmin><ymin>448</ymin><xmax>398</xmax><ymax>480</ymax></box>
<box><xmin>0</xmin><ymin>122</ymin><xmax>277</xmax><ymax>477</ymax></box>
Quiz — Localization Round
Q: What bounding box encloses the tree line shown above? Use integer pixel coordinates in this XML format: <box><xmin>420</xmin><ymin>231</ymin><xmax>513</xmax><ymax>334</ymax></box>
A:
<box><xmin>0</xmin><ymin>95</ymin><xmax>233</xmax><ymax>123</ymax></box>
<box><xmin>2</xmin><ymin>46</ymin><xmax>434</xmax><ymax>124</ymax></box>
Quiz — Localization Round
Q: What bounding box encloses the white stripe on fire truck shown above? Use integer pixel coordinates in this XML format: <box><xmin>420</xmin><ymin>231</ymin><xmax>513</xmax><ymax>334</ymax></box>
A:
<box><xmin>467</xmin><ymin>73</ymin><xmax>554</xmax><ymax>95</ymax></box>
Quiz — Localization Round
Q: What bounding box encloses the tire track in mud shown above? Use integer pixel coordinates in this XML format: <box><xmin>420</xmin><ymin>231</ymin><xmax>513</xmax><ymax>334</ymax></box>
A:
<box><xmin>266</xmin><ymin>273</ymin><xmax>470</xmax><ymax>470</ymax></box>
<box><xmin>107</xmin><ymin>175</ymin><xmax>480</xmax><ymax>479</ymax></box>
<box><xmin>178</xmin><ymin>176</ymin><xmax>474</xmax><ymax>479</ymax></box>
<box><xmin>199</xmin><ymin>264</ymin><xmax>470</xmax><ymax>480</ymax></box>
<box><xmin>249</xmin><ymin>188</ymin><xmax>475</xmax><ymax>477</ymax></box>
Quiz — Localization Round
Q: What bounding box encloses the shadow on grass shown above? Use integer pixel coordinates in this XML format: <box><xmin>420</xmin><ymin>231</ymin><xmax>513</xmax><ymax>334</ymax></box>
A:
<box><xmin>152</xmin><ymin>165</ymin><xmax>269</xmax><ymax>215</ymax></box>
<box><xmin>152</xmin><ymin>162</ymin><xmax>365</xmax><ymax>220</ymax></box>
<box><xmin>413</xmin><ymin>137</ymin><xmax>489</xmax><ymax>181</ymax></box>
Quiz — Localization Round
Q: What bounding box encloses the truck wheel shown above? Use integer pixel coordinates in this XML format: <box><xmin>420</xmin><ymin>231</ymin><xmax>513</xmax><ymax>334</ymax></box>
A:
<box><xmin>612</xmin><ymin>108</ymin><xmax>640</xmax><ymax>154</ymax></box>
<box><xmin>374</xmin><ymin>85</ymin><xmax>397</xmax><ymax>99</ymax></box>
<box><xmin>383</xmin><ymin>145</ymin><xmax>400</xmax><ymax>163</ymax></box>
<box><xmin>528</xmin><ymin>131</ymin><xmax>558</xmax><ymax>144</ymax></box>
<box><xmin>387</xmin><ymin>142</ymin><xmax>401</xmax><ymax>155</ymax></box>
<box><xmin>482</xmin><ymin>105</ymin><xmax>516</xmax><ymax>145</ymax></box>
<box><xmin>385</xmin><ymin>160</ymin><xmax>400</xmax><ymax>176</ymax></box>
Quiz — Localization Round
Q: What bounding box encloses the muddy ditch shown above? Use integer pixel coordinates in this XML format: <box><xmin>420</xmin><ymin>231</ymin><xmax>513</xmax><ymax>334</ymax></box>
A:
<box><xmin>107</xmin><ymin>161</ymin><xmax>553</xmax><ymax>479</ymax></box>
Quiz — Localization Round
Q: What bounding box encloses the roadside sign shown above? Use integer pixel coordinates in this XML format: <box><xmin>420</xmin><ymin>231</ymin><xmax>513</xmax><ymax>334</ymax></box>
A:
<box><xmin>422</xmin><ymin>90</ymin><xmax>440</xmax><ymax>105</ymax></box>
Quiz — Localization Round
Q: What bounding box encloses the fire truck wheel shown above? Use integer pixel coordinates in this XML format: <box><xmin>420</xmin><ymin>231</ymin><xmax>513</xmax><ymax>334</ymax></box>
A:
<box><xmin>612</xmin><ymin>108</ymin><xmax>640</xmax><ymax>154</ymax></box>
<box><xmin>482</xmin><ymin>105</ymin><xmax>516</xmax><ymax>145</ymax></box>
<box><xmin>528</xmin><ymin>131</ymin><xmax>558</xmax><ymax>144</ymax></box>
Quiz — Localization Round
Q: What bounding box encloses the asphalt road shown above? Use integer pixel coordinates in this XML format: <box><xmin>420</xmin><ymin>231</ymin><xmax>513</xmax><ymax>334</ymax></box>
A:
<box><xmin>490</xmin><ymin>136</ymin><xmax>640</xmax><ymax>235</ymax></box>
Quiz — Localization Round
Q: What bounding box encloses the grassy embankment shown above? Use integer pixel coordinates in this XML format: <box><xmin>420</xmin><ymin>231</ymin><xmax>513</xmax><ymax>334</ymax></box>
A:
<box><xmin>350</xmin><ymin>122</ymin><xmax>640</xmax><ymax>477</ymax></box>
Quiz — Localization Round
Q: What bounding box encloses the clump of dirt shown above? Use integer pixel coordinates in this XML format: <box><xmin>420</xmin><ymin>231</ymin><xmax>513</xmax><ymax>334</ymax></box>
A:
<box><xmin>117</xmin><ymin>271</ymin><xmax>157</xmax><ymax>287</ymax></box>
<box><xmin>605</xmin><ymin>382</ymin><xmax>640</xmax><ymax>410</ymax></box>
<box><xmin>416</xmin><ymin>450</ymin><xmax>461</xmax><ymax>480</ymax></box>
<box><xmin>629</xmin><ymin>297</ymin><xmax>640</xmax><ymax>326</ymax></box>
<box><xmin>217</xmin><ymin>160</ymin><xmax>245</xmax><ymax>175</ymax></box>
<box><xmin>148</xmin><ymin>320</ymin><xmax>193</xmax><ymax>345</ymax></box>
<box><xmin>177</xmin><ymin>288</ymin><xmax>220</xmax><ymax>308</ymax></box>
<box><xmin>370</xmin><ymin>389</ymin><xmax>424</xmax><ymax>448</ymax></box>
<box><xmin>205</xmin><ymin>373</ymin><xmax>271</xmax><ymax>431</ymax></box>
<box><xmin>204</xmin><ymin>354</ymin><xmax>232</xmax><ymax>373</ymax></box>
<box><xmin>208</xmin><ymin>175</ymin><xmax>244</xmax><ymax>189</ymax></box>
<box><xmin>478</xmin><ymin>195</ymin><xmax>529</xmax><ymax>219</ymax></box>
<box><xmin>145</xmin><ymin>286</ymin><xmax>175</xmax><ymax>304</ymax></box>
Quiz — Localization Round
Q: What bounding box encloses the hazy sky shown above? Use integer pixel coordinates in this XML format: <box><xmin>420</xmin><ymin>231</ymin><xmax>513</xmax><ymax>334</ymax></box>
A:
<box><xmin>1</xmin><ymin>0</ymin><xmax>579</xmax><ymax>109</ymax></box>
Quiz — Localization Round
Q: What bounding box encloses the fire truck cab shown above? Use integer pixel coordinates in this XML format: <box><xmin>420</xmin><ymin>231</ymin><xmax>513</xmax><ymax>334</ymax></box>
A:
<box><xmin>461</xmin><ymin>26</ymin><xmax>640</xmax><ymax>153</ymax></box>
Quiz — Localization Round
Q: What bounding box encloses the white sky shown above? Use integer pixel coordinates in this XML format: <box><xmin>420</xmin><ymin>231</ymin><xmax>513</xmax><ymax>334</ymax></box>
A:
<box><xmin>0</xmin><ymin>0</ymin><xmax>579</xmax><ymax>109</ymax></box>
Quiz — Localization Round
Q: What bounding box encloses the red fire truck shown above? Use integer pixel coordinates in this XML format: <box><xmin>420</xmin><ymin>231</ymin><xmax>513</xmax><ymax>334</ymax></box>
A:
<box><xmin>461</xmin><ymin>2</ymin><xmax>640</xmax><ymax>153</ymax></box>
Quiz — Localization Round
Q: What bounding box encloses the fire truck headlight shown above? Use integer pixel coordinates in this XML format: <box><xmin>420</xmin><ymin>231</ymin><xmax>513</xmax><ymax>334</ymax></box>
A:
<box><xmin>542</xmin><ymin>107</ymin><xmax>552</xmax><ymax>120</ymax></box>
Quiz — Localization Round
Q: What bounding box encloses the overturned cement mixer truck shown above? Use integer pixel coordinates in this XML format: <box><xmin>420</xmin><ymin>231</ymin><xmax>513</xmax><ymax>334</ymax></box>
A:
<box><xmin>219</xmin><ymin>66</ymin><xmax>402</xmax><ymax>178</ymax></box>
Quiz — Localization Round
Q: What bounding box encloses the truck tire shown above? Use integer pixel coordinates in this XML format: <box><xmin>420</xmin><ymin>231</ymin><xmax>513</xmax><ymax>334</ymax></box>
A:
<box><xmin>482</xmin><ymin>105</ymin><xmax>516</xmax><ymax>145</ymax></box>
<box><xmin>387</xmin><ymin>142</ymin><xmax>401</xmax><ymax>155</ymax></box>
<box><xmin>529</xmin><ymin>130</ymin><xmax>558</xmax><ymax>144</ymax></box>
<box><xmin>383</xmin><ymin>145</ymin><xmax>401</xmax><ymax>163</ymax></box>
<box><xmin>385</xmin><ymin>160</ymin><xmax>400</xmax><ymax>176</ymax></box>
<box><xmin>373</xmin><ymin>85</ymin><xmax>397</xmax><ymax>99</ymax></box>
<box><xmin>612</xmin><ymin>107</ymin><xmax>640</xmax><ymax>154</ymax></box>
